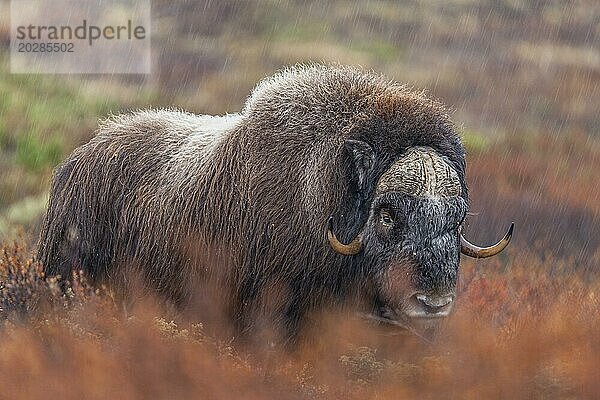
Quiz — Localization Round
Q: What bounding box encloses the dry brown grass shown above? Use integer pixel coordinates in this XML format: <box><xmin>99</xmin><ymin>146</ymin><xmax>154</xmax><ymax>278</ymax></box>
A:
<box><xmin>0</xmin><ymin>238</ymin><xmax>599</xmax><ymax>399</ymax></box>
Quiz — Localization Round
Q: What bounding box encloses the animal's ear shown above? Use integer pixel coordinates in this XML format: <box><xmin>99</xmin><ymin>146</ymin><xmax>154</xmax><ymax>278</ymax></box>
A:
<box><xmin>330</xmin><ymin>139</ymin><xmax>377</xmax><ymax>244</ymax></box>
<box><xmin>345</xmin><ymin>139</ymin><xmax>376</xmax><ymax>193</ymax></box>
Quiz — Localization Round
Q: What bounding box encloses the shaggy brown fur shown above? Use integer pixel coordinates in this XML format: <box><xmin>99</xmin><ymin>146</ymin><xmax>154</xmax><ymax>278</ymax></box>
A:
<box><xmin>37</xmin><ymin>64</ymin><xmax>466</xmax><ymax>340</ymax></box>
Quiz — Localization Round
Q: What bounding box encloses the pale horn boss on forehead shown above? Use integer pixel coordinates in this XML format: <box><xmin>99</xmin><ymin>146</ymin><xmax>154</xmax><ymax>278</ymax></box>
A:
<box><xmin>327</xmin><ymin>146</ymin><xmax>513</xmax><ymax>257</ymax></box>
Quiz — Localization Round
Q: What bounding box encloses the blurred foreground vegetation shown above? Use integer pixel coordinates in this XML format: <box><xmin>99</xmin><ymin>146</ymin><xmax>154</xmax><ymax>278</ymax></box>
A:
<box><xmin>0</xmin><ymin>240</ymin><xmax>598</xmax><ymax>399</ymax></box>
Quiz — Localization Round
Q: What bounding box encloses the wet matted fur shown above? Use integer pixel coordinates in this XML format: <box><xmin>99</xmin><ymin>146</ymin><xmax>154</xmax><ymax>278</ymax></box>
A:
<box><xmin>38</xmin><ymin>64</ymin><xmax>467</xmax><ymax>339</ymax></box>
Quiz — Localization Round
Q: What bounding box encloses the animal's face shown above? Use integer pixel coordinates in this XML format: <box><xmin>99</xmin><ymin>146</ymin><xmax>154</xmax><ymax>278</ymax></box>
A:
<box><xmin>328</xmin><ymin>143</ymin><xmax>512</xmax><ymax>327</ymax></box>
<box><xmin>363</xmin><ymin>193</ymin><xmax>467</xmax><ymax>321</ymax></box>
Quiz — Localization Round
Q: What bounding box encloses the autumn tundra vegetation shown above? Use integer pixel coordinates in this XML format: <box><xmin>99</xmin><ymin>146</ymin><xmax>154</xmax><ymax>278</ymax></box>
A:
<box><xmin>0</xmin><ymin>1</ymin><xmax>598</xmax><ymax>398</ymax></box>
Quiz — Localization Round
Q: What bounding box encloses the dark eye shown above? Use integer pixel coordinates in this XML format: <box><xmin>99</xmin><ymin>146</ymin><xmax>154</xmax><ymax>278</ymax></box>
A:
<box><xmin>379</xmin><ymin>210</ymin><xmax>394</xmax><ymax>227</ymax></box>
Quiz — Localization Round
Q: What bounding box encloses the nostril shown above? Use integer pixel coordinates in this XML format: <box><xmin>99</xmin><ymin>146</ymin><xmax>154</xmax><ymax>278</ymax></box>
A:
<box><xmin>415</xmin><ymin>294</ymin><xmax>454</xmax><ymax>314</ymax></box>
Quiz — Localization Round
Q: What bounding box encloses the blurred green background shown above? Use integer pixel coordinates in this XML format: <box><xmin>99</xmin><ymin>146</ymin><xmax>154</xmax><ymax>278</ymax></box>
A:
<box><xmin>0</xmin><ymin>0</ymin><xmax>598</xmax><ymax>272</ymax></box>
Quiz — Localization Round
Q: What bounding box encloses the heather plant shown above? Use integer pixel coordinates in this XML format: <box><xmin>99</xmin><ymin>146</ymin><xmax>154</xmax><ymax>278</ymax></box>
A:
<box><xmin>0</xmin><ymin>239</ymin><xmax>598</xmax><ymax>399</ymax></box>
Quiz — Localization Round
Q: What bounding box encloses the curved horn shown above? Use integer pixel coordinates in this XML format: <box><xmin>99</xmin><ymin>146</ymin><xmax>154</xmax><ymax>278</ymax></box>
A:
<box><xmin>327</xmin><ymin>217</ymin><xmax>363</xmax><ymax>256</ymax></box>
<box><xmin>460</xmin><ymin>222</ymin><xmax>514</xmax><ymax>258</ymax></box>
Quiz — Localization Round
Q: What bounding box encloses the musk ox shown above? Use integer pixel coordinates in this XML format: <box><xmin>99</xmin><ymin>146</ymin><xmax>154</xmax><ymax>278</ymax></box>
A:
<box><xmin>37</xmin><ymin>64</ymin><xmax>512</xmax><ymax>340</ymax></box>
